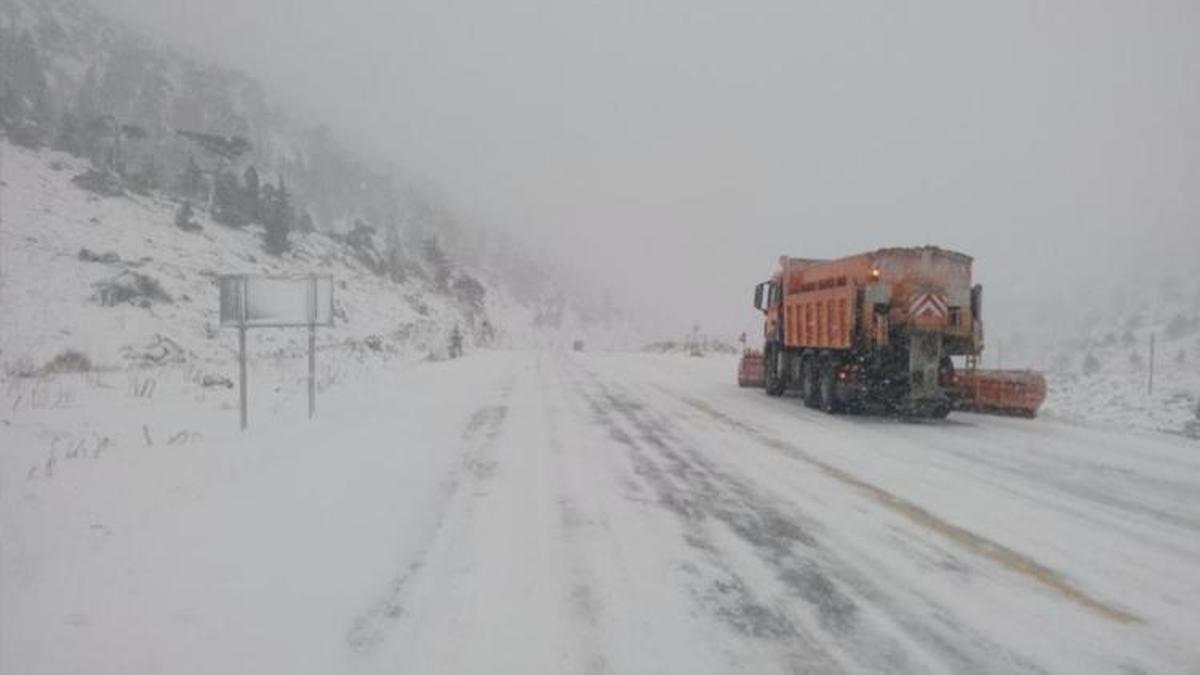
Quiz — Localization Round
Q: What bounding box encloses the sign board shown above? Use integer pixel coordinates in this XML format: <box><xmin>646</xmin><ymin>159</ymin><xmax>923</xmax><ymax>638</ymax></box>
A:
<box><xmin>219</xmin><ymin>275</ymin><xmax>333</xmax><ymax>327</ymax></box>
<box><xmin>218</xmin><ymin>274</ymin><xmax>334</xmax><ymax>430</ymax></box>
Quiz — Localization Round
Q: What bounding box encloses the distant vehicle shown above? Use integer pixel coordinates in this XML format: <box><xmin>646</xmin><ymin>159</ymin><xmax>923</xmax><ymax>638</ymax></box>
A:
<box><xmin>573</xmin><ymin>340</ymin><xmax>585</xmax><ymax>351</ymax></box>
<box><xmin>741</xmin><ymin>246</ymin><xmax>1044</xmax><ymax>418</ymax></box>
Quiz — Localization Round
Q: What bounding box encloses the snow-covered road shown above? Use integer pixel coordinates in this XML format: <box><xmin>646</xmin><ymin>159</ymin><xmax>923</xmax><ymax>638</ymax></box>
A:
<box><xmin>4</xmin><ymin>351</ymin><xmax>1199</xmax><ymax>674</ymax></box>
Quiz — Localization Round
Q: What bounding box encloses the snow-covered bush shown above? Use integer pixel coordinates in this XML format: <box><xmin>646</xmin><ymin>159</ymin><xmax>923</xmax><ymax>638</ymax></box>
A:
<box><xmin>93</xmin><ymin>271</ymin><xmax>172</xmax><ymax>307</ymax></box>
<box><xmin>1129</xmin><ymin>350</ymin><xmax>1145</xmax><ymax>370</ymax></box>
<box><xmin>71</xmin><ymin>169</ymin><xmax>125</xmax><ymax>197</ymax></box>
<box><xmin>78</xmin><ymin>248</ymin><xmax>121</xmax><ymax>264</ymax></box>
<box><xmin>174</xmin><ymin>201</ymin><xmax>201</xmax><ymax>232</ymax></box>
<box><xmin>1164</xmin><ymin>312</ymin><xmax>1196</xmax><ymax>340</ymax></box>
<box><xmin>42</xmin><ymin>350</ymin><xmax>92</xmax><ymax>374</ymax></box>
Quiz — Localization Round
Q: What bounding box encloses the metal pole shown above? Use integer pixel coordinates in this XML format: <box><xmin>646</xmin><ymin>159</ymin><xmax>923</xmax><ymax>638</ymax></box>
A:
<box><xmin>238</xmin><ymin>276</ymin><xmax>248</xmax><ymax>431</ymax></box>
<box><xmin>238</xmin><ymin>325</ymin><xmax>248</xmax><ymax>431</ymax></box>
<box><xmin>1148</xmin><ymin>332</ymin><xmax>1155</xmax><ymax>396</ymax></box>
<box><xmin>308</xmin><ymin>275</ymin><xmax>316</xmax><ymax>419</ymax></box>
<box><xmin>308</xmin><ymin>324</ymin><xmax>316</xmax><ymax>419</ymax></box>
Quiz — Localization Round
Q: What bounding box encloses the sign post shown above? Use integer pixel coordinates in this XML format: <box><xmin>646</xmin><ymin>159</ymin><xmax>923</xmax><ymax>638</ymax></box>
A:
<box><xmin>238</xmin><ymin>322</ymin><xmax>248</xmax><ymax>431</ymax></box>
<box><xmin>307</xmin><ymin>275</ymin><xmax>317</xmax><ymax>419</ymax></box>
<box><xmin>220</xmin><ymin>274</ymin><xmax>334</xmax><ymax>430</ymax></box>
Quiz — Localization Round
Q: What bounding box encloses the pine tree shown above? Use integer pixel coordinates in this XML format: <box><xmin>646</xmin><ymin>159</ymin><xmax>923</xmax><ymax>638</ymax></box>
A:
<box><xmin>1129</xmin><ymin>349</ymin><xmax>1144</xmax><ymax>370</ymax></box>
<box><xmin>297</xmin><ymin>210</ymin><xmax>316</xmax><ymax>234</ymax></box>
<box><xmin>128</xmin><ymin>154</ymin><xmax>160</xmax><ymax>194</ymax></box>
<box><xmin>263</xmin><ymin>178</ymin><xmax>293</xmax><ymax>254</ymax></box>
<box><xmin>176</xmin><ymin>155</ymin><xmax>205</xmax><ymax>201</ymax></box>
<box><xmin>77</xmin><ymin>66</ymin><xmax>101</xmax><ymax>122</ymax></box>
<box><xmin>423</xmin><ymin>237</ymin><xmax>451</xmax><ymax>291</ymax></box>
<box><xmin>212</xmin><ymin>169</ymin><xmax>244</xmax><ymax>226</ymax></box>
<box><xmin>242</xmin><ymin>166</ymin><xmax>260</xmax><ymax>221</ymax></box>
<box><xmin>383</xmin><ymin>222</ymin><xmax>407</xmax><ymax>283</ymax></box>
<box><xmin>53</xmin><ymin>112</ymin><xmax>84</xmax><ymax>155</ymax></box>
<box><xmin>0</xmin><ymin>31</ymin><xmax>51</xmax><ymax>147</ymax></box>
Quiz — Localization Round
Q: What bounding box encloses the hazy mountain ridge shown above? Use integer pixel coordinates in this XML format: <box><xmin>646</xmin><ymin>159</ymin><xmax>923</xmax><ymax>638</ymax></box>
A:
<box><xmin>0</xmin><ymin>0</ymin><xmax>631</xmax><ymax>337</ymax></box>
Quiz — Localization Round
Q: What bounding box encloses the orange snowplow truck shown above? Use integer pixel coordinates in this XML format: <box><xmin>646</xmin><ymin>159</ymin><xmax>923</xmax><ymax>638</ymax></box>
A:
<box><xmin>751</xmin><ymin>246</ymin><xmax>984</xmax><ymax>418</ymax></box>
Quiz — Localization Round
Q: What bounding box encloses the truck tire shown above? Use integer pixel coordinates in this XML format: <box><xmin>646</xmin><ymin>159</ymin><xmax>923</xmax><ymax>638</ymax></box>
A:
<box><xmin>819</xmin><ymin>362</ymin><xmax>843</xmax><ymax>414</ymax></box>
<box><xmin>765</xmin><ymin>344</ymin><xmax>786</xmax><ymax>397</ymax></box>
<box><xmin>800</xmin><ymin>358</ymin><xmax>818</xmax><ymax>408</ymax></box>
<box><xmin>928</xmin><ymin>402</ymin><xmax>952</xmax><ymax>419</ymax></box>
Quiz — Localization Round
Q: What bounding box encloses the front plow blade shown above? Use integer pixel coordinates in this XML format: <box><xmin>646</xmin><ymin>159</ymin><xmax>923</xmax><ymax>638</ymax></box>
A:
<box><xmin>738</xmin><ymin>350</ymin><xmax>765</xmax><ymax>388</ymax></box>
<box><xmin>952</xmin><ymin>369</ymin><xmax>1047</xmax><ymax>418</ymax></box>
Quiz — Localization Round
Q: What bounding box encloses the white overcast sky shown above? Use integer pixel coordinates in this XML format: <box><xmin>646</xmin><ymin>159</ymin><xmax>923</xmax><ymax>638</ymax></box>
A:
<box><xmin>94</xmin><ymin>0</ymin><xmax>1200</xmax><ymax>344</ymax></box>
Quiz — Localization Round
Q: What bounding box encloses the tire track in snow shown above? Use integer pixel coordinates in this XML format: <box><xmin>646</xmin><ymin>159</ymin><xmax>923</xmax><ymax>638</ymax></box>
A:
<box><xmin>669</xmin><ymin>391</ymin><xmax>1143</xmax><ymax>627</ymax></box>
<box><xmin>839</xmin><ymin>415</ymin><xmax>1200</xmax><ymax>539</ymax></box>
<box><xmin>344</xmin><ymin>374</ymin><xmax>515</xmax><ymax>653</ymax></box>
<box><xmin>564</xmin><ymin>363</ymin><xmax>861</xmax><ymax>674</ymax></box>
<box><xmin>537</xmin><ymin>354</ymin><xmax>611</xmax><ymax>675</ymax></box>
<box><xmin>570</xmin><ymin>360</ymin><xmax>1059</xmax><ymax>674</ymax></box>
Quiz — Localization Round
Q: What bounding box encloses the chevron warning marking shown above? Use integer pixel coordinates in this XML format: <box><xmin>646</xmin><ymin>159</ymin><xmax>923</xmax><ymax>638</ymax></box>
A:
<box><xmin>909</xmin><ymin>293</ymin><xmax>948</xmax><ymax>319</ymax></box>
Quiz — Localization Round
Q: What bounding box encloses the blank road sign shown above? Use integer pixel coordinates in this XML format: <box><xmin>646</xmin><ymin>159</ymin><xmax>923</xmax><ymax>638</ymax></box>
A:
<box><xmin>219</xmin><ymin>275</ymin><xmax>334</xmax><ymax>327</ymax></box>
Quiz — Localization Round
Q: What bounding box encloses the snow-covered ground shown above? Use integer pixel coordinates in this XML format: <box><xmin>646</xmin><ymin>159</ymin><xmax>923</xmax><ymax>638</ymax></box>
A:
<box><xmin>1043</xmin><ymin>366</ymin><xmax>1200</xmax><ymax>439</ymax></box>
<box><xmin>4</xmin><ymin>349</ymin><xmax>1198</xmax><ymax>674</ymax></box>
<box><xmin>3</xmin><ymin>137</ymin><xmax>1199</xmax><ymax>674</ymax></box>
<box><xmin>1038</xmin><ymin>332</ymin><xmax>1200</xmax><ymax>438</ymax></box>
<box><xmin>1003</xmin><ymin>284</ymin><xmax>1200</xmax><ymax>437</ymax></box>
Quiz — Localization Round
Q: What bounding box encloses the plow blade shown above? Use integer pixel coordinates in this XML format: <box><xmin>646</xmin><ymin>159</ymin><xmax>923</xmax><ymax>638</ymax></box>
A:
<box><xmin>738</xmin><ymin>350</ymin><xmax>765</xmax><ymax>388</ymax></box>
<box><xmin>951</xmin><ymin>369</ymin><xmax>1046</xmax><ymax>418</ymax></box>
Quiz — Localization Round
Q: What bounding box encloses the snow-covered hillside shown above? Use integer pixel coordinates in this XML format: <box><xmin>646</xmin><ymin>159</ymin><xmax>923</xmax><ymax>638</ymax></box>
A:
<box><xmin>0</xmin><ymin>140</ymin><xmax>521</xmax><ymax>371</ymax></box>
<box><xmin>0</xmin><ymin>134</ymin><xmax>638</xmax><ymax>524</ymax></box>
<box><xmin>1</xmin><ymin>0</ymin><xmax>637</xmax><ymax>344</ymax></box>
<box><xmin>1030</xmin><ymin>287</ymin><xmax>1200</xmax><ymax>437</ymax></box>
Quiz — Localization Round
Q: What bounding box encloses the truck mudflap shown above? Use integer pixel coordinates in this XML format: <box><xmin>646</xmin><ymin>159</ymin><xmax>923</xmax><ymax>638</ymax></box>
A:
<box><xmin>949</xmin><ymin>369</ymin><xmax>1047</xmax><ymax>418</ymax></box>
<box><xmin>738</xmin><ymin>349</ymin><xmax>765</xmax><ymax>388</ymax></box>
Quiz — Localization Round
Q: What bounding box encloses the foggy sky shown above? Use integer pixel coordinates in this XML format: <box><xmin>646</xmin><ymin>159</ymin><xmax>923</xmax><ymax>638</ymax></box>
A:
<box><xmin>94</xmin><ymin>0</ymin><xmax>1200</xmax><ymax>347</ymax></box>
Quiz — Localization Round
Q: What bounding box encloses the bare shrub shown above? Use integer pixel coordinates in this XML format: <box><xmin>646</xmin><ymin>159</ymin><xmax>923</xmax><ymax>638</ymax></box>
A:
<box><xmin>121</xmin><ymin>335</ymin><xmax>188</xmax><ymax>366</ymax></box>
<box><xmin>78</xmin><ymin>248</ymin><xmax>121</xmax><ymax>264</ymax></box>
<box><xmin>174</xmin><ymin>200</ymin><xmax>202</xmax><ymax>232</ymax></box>
<box><xmin>200</xmin><ymin>373</ymin><xmax>233</xmax><ymax>389</ymax></box>
<box><xmin>43</xmin><ymin>350</ymin><xmax>92</xmax><ymax>374</ymax></box>
<box><xmin>94</xmin><ymin>271</ymin><xmax>173</xmax><ymax>307</ymax></box>
<box><xmin>127</xmin><ymin>375</ymin><xmax>157</xmax><ymax>399</ymax></box>
<box><xmin>5</xmin><ymin>357</ymin><xmax>39</xmax><ymax>379</ymax></box>
<box><xmin>71</xmin><ymin>169</ymin><xmax>126</xmax><ymax>197</ymax></box>
<box><xmin>16</xmin><ymin>378</ymin><xmax>77</xmax><ymax>410</ymax></box>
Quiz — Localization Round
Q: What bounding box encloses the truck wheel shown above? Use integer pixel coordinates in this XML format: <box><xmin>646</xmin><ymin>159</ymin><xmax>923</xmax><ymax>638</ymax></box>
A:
<box><xmin>765</xmin><ymin>344</ymin><xmax>786</xmax><ymax>397</ymax></box>
<box><xmin>800</xmin><ymin>359</ymin><xmax>817</xmax><ymax>408</ymax></box>
<box><xmin>928</xmin><ymin>403</ymin><xmax>951</xmax><ymax>419</ymax></box>
<box><xmin>819</xmin><ymin>363</ymin><xmax>843</xmax><ymax>414</ymax></box>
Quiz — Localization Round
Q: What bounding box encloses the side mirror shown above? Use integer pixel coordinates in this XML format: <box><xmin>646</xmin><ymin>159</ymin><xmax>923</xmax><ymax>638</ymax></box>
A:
<box><xmin>753</xmin><ymin>282</ymin><xmax>773</xmax><ymax>311</ymax></box>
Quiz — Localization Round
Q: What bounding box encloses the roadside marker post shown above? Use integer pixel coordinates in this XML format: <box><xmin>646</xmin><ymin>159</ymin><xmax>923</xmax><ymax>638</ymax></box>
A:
<box><xmin>1148</xmin><ymin>332</ymin><xmax>1155</xmax><ymax>397</ymax></box>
